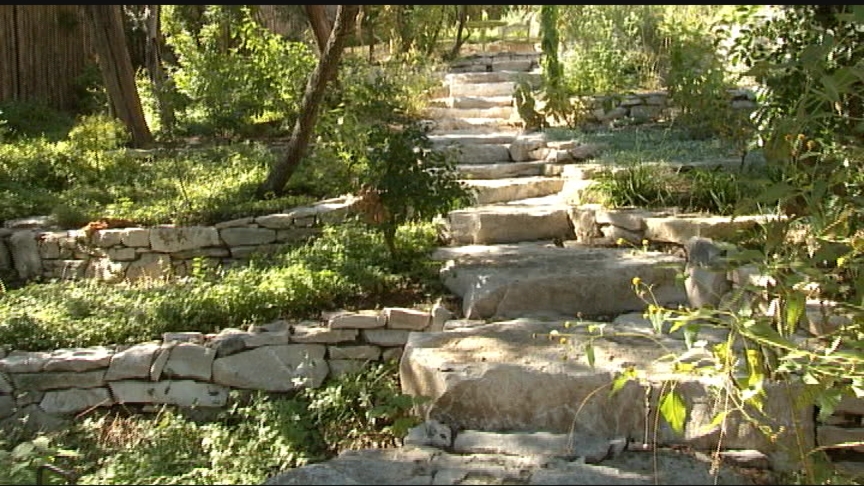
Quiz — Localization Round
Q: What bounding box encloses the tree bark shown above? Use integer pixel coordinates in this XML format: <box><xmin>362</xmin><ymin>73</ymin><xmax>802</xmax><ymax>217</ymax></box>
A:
<box><xmin>143</xmin><ymin>5</ymin><xmax>175</xmax><ymax>132</ymax></box>
<box><xmin>447</xmin><ymin>5</ymin><xmax>469</xmax><ymax>61</ymax></box>
<box><xmin>81</xmin><ymin>5</ymin><xmax>154</xmax><ymax>148</ymax></box>
<box><xmin>304</xmin><ymin>5</ymin><xmax>333</xmax><ymax>55</ymax></box>
<box><xmin>256</xmin><ymin>5</ymin><xmax>360</xmax><ymax>198</ymax></box>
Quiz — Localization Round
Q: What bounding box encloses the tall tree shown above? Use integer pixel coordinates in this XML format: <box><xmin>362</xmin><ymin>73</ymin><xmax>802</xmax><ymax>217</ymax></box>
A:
<box><xmin>257</xmin><ymin>5</ymin><xmax>360</xmax><ymax>198</ymax></box>
<box><xmin>304</xmin><ymin>5</ymin><xmax>336</xmax><ymax>55</ymax></box>
<box><xmin>80</xmin><ymin>5</ymin><xmax>154</xmax><ymax>148</ymax></box>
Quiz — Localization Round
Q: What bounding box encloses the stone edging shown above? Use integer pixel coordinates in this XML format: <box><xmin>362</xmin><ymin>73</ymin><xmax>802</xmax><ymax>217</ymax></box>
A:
<box><xmin>0</xmin><ymin>304</ymin><xmax>453</xmax><ymax>431</ymax></box>
<box><xmin>0</xmin><ymin>195</ymin><xmax>360</xmax><ymax>284</ymax></box>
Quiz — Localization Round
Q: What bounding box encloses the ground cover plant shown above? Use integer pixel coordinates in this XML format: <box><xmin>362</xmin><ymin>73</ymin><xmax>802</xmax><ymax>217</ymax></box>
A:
<box><xmin>0</xmin><ymin>360</ymin><xmax>422</xmax><ymax>485</ymax></box>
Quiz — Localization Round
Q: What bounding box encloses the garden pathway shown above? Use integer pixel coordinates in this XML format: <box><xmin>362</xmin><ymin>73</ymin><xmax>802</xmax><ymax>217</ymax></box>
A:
<box><xmin>264</xmin><ymin>43</ymin><xmax>788</xmax><ymax>484</ymax></box>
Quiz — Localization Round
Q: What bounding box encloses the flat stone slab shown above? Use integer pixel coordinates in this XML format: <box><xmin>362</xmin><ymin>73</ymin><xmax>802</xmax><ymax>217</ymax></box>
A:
<box><xmin>463</xmin><ymin>177</ymin><xmax>565</xmax><ymax>205</ymax></box>
<box><xmin>433</xmin><ymin>242</ymin><xmax>686</xmax><ymax>318</ymax></box>
<box><xmin>437</xmin><ymin>143</ymin><xmax>513</xmax><ymax>165</ymax></box>
<box><xmin>400</xmin><ymin>319</ymin><xmax>814</xmax><ymax>472</ymax></box>
<box><xmin>428</xmin><ymin>117</ymin><xmax>515</xmax><ymax>133</ymax></box>
<box><xmin>451</xmin><ymin>96</ymin><xmax>514</xmax><ymax>109</ymax></box>
<box><xmin>457</xmin><ymin>161</ymin><xmax>548</xmax><ymax>180</ymax></box>
<box><xmin>262</xmin><ymin>443</ymin><xmax>763</xmax><ymax>485</ymax></box>
<box><xmin>429</xmin><ymin>132</ymin><xmax>517</xmax><ymax>146</ymax></box>
<box><xmin>446</xmin><ymin>203</ymin><xmax>572</xmax><ymax>245</ymax></box>
<box><xmin>449</xmin><ymin>81</ymin><xmax>516</xmax><ymax>98</ymax></box>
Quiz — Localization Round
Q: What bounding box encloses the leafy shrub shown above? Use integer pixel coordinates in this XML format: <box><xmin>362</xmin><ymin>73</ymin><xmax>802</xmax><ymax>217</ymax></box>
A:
<box><xmin>162</xmin><ymin>5</ymin><xmax>316</xmax><ymax>137</ymax></box>
<box><xmin>0</xmin><ymin>100</ymin><xmax>75</xmax><ymax>141</ymax></box>
<box><xmin>356</xmin><ymin>122</ymin><xmax>471</xmax><ymax>258</ymax></box>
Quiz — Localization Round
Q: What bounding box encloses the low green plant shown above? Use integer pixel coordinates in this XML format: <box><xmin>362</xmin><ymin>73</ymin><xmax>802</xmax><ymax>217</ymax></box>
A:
<box><xmin>0</xmin><ymin>434</ymin><xmax>80</xmax><ymax>485</ymax></box>
<box><xmin>9</xmin><ymin>360</ymin><xmax>420</xmax><ymax>484</ymax></box>
<box><xmin>0</xmin><ymin>100</ymin><xmax>75</xmax><ymax>141</ymax></box>
<box><xmin>0</xmin><ymin>222</ymin><xmax>443</xmax><ymax>352</ymax></box>
<box><xmin>356</xmin><ymin>122</ymin><xmax>471</xmax><ymax>259</ymax></box>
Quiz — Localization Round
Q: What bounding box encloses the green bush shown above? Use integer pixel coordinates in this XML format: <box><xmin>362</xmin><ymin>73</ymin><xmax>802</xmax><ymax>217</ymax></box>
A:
<box><xmin>0</xmin><ymin>100</ymin><xmax>75</xmax><ymax>141</ymax></box>
<box><xmin>162</xmin><ymin>5</ymin><xmax>316</xmax><ymax>137</ymax></box>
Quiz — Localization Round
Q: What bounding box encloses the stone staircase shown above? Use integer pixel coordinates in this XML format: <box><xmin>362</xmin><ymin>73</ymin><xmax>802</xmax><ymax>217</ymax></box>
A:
<box><xmin>406</xmin><ymin>45</ymin><xmax>807</xmax><ymax>476</ymax></box>
<box><xmin>265</xmin><ymin>45</ymin><xmax>824</xmax><ymax>484</ymax></box>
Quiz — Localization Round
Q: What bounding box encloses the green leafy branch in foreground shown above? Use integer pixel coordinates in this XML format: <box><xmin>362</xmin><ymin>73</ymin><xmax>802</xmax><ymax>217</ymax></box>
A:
<box><xmin>536</xmin><ymin>276</ymin><xmax>864</xmax><ymax>483</ymax></box>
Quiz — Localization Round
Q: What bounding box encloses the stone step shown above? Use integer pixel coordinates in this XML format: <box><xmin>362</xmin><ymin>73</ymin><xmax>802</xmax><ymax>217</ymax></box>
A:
<box><xmin>436</xmin><ymin>143</ymin><xmax>513</xmax><ymax>165</ymax></box>
<box><xmin>432</xmin><ymin>242</ymin><xmax>686</xmax><ymax>319</ymax></box>
<box><xmin>444</xmin><ymin>198</ymin><xmax>572</xmax><ymax>245</ymax></box>
<box><xmin>429</xmin><ymin>132</ymin><xmax>517</xmax><ymax>146</ymax></box>
<box><xmin>429</xmin><ymin>96</ymin><xmax>513</xmax><ymax>110</ymax></box>
<box><xmin>445</xmin><ymin>70</ymin><xmax>542</xmax><ymax>86</ymax></box>
<box><xmin>449</xmin><ymin>56</ymin><xmax>539</xmax><ymax>74</ymax></box>
<box><xmin>263</xmin><ymin>433</ymin><xmax>765</xmax><ymax>484</ymax></box>
<box><xmin>462</xmin><ymin>176</ymin><xmax>565</xmax><ymax>205</ymax></box>
<box><xmin>425</xmin><ymin>105</ymin><xmax>514</xmax><ymax>120</ymax></box>
<box><xmin>450</xmin><ymin>95</ymin><xmax>514</xmax><ymax>109</ymax></box>
<box><xmin>450</xmin><ymin>81</ymin><xmax>516</xmax><ymax>98</ymax></box>
<box><xmin>456</xmin><ymin>161</ymin><xmax>551</xmax><ymax>180</ymax></box>
<box><xmin>428</xmin><ymin>117</ymin><xmax>517</xmax><ymax>133</ymax></box>
<box><xmin>400</xmin><ymin>317</ymin><xmax>811</xmax><ymax>473</ymax></box>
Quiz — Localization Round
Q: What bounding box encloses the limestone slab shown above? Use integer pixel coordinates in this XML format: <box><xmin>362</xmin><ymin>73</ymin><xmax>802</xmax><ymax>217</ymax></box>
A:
<box><xmin>105</xmin><ymin>342</ymin><xmax>160</xmax><ymax>381</ymax></box>
<box><xmin>434</xmin><ymin>243</ymin><xmax>686</xmax><ymax>319</ymax></box>
<box><xmin>212</xmin><ymin>345</ymin><xmax>328</xmax><ymax>391</ymax></box>
<box><xmin>44</xmin><ymin>346</ymin><xmax>114</xmax><ymax>372</ymax></box>
<box><xmin>109</xmin><ymin>380</ymin><xmax>229</xmax><ymax>407</ymax></box>
<box><xmin>463</xmin><ymin>177</ymin><xmax>565</xmax><ymax>205</ymax></box>
<box><xmin>39</xmin><ymin>387</ymin><xmax>112</xmax><ymax>414</ymax></box>
<box><xmin>447</xmin><ymin>204</ymin><xmax>572</xmax><ymax>245</ymax></box>
<box><xmin>163</xmin><ymin>343</ymin><xmax>215</xmax><ymax>381</ymax></box>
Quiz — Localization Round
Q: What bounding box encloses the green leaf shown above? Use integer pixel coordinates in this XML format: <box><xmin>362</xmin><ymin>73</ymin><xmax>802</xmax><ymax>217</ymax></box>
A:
<box><xmin>660</xmin><ymin>389</ymin><xmax>687</xmax><ymax>436</ymax></box>
<box><xmin>585</xmin><ymin>341</ymin><xmax>596</xmax><ymax>368</ymax></box>
<box><xmin>611</xmin><ymin>368</ymin><xmax>637</xmax><ymax>396</ymax></box>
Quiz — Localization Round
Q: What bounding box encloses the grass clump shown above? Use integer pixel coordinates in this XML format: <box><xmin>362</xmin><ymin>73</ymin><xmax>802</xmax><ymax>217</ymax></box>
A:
<box><xmin>0</xmin><ymin>221</ymin><xmax>444</xmax><ymax>352</ymax></box>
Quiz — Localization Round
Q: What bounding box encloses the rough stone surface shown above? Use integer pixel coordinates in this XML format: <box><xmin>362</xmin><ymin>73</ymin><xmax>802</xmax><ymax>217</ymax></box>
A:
<box><xmin>109</xmin><ymin>380</ymin><xmax>229</xmax><ymax>407</ymax></box>
<box><xmin>9</xmin><ymin>230</ymin><xmax>42</xmax><ymax>279</ymax></box>
<box><xmin>386</xmin><ymin>307</ymin><xmax>431</xmax><ymax>331</ymax></box>
<box><xmin>105</xmin><ymin>343</ymin><xmax>160</xmax><ymax>381</ymax></box>
<box><xmin>447</xmin><ymin>204</ymin><xmax>572</xmax><ymax>245</ymax></box>
<box><xmin>434</xmin><ymin>243</ymin><xmax>686</xmax><ymax>319</ymax></box>
<box><xmin>399</xmin><ymin>319</ymin><xmax>812</xmax><ymax>472</ymax></box>
<box><xmin>39</xmin><ymin>387</ymin><xmax>112</xmax><ymax>414</ymax></box>
<box><xmin>212</xmin><ymin>345</ymin><xmax>328</xmax><ymax>391</ymax></box>
<box><xmin>162</xmin><ymin>343</ymin><xmax>215</xmax><ymax>381</ymax></box>
<box><xmin>262</xmin><ymin>443</ymin><xmax>762</xmax><ymax>485</ymax></box>
<box><xmin>149</xmin><ymin>226</ymin><xmax>221</xmax><ymax>253</ymax></box>
<box><xmin>43</xmin><ymin>346</ymin><xmax>114</xmax><ymax>372</ymax></box>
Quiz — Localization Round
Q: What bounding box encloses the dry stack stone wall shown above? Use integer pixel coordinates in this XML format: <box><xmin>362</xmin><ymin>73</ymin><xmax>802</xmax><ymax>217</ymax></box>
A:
<box><xmin>0</xmin><ymin>196</ymin><xmax>359</xmax><ymax>284</ymax></box>
<box><xmin>0</xmin><ymin>304</ymin><xmax>453</xmax><ymax>431</ymax></box>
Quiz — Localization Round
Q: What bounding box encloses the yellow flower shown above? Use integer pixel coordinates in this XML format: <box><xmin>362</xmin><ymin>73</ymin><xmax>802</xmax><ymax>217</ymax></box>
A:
<box><xmin>784</xmin><ymin>134</ymin><xmax>793</xmax><ymax>142</ymax></box>
<box><xmin>641</xmin><ymin>239</ymin><xmax>649</xmax><ymax>247</ymax></box>
<box><xmin>632</xmin><ymin>276</ymin><xmax>642</xmax><ymax>287</ymax></box>
<box><xmin>806</xmin><ymin>140</ymin><xmax>817</xmax><ymax>151</ymax></box>
<box><xmin>559</xmin><ymin>337</ymin><xmax>568</xmax><ymax>345</ymax></box>
<box><xmin>617</xmin><ymin>238</ymin><xmax>626</xmax><ymax>246</ymax></box>
<box><xmin>838</xmin><ymin>256</ymin><xmax>847</xmax><ymax>267</ymax></box>
<box><xmin>797</xmin><ymin>133</ymin><xmax>806</xmax><ymax>141</ymax></box>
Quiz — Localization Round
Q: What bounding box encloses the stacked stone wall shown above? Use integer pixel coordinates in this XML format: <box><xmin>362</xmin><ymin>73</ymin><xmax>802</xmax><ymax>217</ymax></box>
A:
<box><xmin>0</xmin><ymin>304</ymin><xmax>453</xmax><ymax>431</ymax></box>
<box><xmin>0</xmin><ymin>196</ymin><xmax>359</xmax><ymax>285</ymax></box>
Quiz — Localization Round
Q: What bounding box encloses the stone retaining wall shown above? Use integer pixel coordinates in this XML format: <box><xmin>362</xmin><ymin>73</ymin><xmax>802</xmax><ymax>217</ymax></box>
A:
<box><xmin>0</xmin><ymin>304</ymin><xmax>452</xmax><ymax>431</ymax></box>
<box><xmin>0</xmin><ymin>196</ymin><xmax>360</xmax><ymax>284</ymax></box>
<box><xmin>578</xmin><ymin>88</ymin><xmax>758</xmax><ymax>125</ymax></box>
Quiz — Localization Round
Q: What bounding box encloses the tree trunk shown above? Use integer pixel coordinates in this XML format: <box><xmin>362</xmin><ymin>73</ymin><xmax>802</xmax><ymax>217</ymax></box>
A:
<box><xmin>305</xmin><ymin>5</ymin><xmax>333</xmax><ymax>55</ymax></box>
<box><xmin>143</xmin><ymin>5</ymin><xmax>175</xmax><ymax>132</ymax></box>
<box><xmin>256</xmin><ymin>5</ymin><xmax>360</xmax><ymax>198</ymax></box>
<box><xmin>81</xmin><ymin>5</ymin><xmax>154</xmax><ymax>148</ymax></box>
<box><xmin>447</xmin><ymin>5</ymin><xmax>469</xmax><ymax>61</ymax></box>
